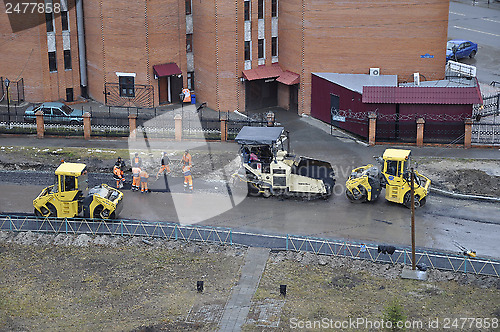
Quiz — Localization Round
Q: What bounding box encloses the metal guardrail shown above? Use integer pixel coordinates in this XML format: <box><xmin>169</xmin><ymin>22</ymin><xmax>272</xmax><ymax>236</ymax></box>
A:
<box><xmin>0</xmin><ymin>215</ymin><xmax>232</xmax><ymax>245</ymax></box>
<box><xmin>285</xmin><ymin>235</ymin><xmax>500</xmax><ymax>277</ymax></box>
<box><xmin>1</xmin><ymin>214</ymin><xmax>498</xmax><ymax>277</ymax></box>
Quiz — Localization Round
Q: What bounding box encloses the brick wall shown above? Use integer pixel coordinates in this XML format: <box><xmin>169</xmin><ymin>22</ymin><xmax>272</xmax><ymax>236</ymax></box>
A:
<box><xmin>0</xmin><ymin>0</ymin><xmax>81</xmax><ymax>102</ymax></box>
<box><xmin>280</xmin><ymin>0</ymin><xmax>450</xmax><ymax>114</ymax></box>
<box><xmin>83</xmin><ymin>0</ymin><xmax>185</xmax><ymax>106</ymax></box>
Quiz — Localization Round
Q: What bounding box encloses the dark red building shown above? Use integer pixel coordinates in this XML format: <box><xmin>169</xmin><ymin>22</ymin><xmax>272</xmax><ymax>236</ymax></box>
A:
<box><xmin>311</xmin><ymin>73</ymin><xmax>482</xmax><ymax>143</ymax></box>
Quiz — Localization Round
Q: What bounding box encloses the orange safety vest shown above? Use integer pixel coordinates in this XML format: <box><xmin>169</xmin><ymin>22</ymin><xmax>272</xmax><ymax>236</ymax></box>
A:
<box><xmin>113</xmin><ymin>165</ymin><xmax>123</xmax><ymax>176</ymax></box>
<box><xmin>182</xmin><ymin>153</ymin><xmax>192</xmax><ymax>166</ymax></box>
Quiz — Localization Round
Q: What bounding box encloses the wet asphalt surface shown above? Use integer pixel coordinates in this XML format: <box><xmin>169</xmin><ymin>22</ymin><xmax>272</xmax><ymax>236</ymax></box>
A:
<box><xmin>1</xmin><ymin>108</ymin><xmax>500</xmax><ymax>259</ymax></box>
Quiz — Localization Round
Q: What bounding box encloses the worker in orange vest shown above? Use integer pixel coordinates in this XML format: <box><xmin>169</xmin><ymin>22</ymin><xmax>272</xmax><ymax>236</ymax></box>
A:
<box><xmin>132</xmin><ymin>152</ymin><xmax>142</xmax><ymax>168</ymax></box>
<box><xmin>183</xmin><ymin>164</ymin><xmax>193</xmax><ymax>192</ymax></box>
<box><xmin>132</xmin><ymin>166</ymin><xmax>141</xmax><ymax>191</ymax></box>
<box><xmin>140</xmin><ymin>169</ymin><xmax>149</xmax><ymax>193</ymax></box>
<box><xmin>182</xmin><ymin>149</ymin><xmax>192</xmax><ymax>167</ymax></box>
<box><xmin>156</xmin><ymin>152</ymin><xmax>171</xmax><ymax>179</ymax></box>
<box><xmin>112</xmin><ymin>161</ymin><xmax>124</xmax><ymax>189</ymax></box>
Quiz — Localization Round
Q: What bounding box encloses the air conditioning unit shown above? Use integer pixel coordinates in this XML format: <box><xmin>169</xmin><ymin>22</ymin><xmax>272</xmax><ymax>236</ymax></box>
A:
<box><xmin>369</xmin><ymin>68</ymin><xmax>380</xmax><ymax>76</ymax></box>
<box><xmin>413</xmin><ymin>72</ymin><xmax>420</xmax><ymax>86</ymax></box>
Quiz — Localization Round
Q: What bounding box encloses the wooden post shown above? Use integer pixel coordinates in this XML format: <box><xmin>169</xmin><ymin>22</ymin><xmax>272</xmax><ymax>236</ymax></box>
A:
<box><xmin>35</xmin><ymin>110</ymin><xmax>44</xmax><ymax>139</ymax></box>
<box><xmin>83</xmin><ymin>112</ymin><xmax>91</xmax><ymax>140</ymax></box>
<box><xmin>368</xmin><ymin>112</ymin><xmax>377</xmax><ymax>146</ymax></box>
<box><xmin>128</xmin><ymin>114</ymin><xmax>137</xmax><ymax>141</ymax></box>
<box><xmin>416</xmin><ymin>118</ymin><xmax>425</xmax><ymax>147</ymax></box>
<box><xmin>220</xmin><ymin>115</ymin><xmax>227</xmax><ymax>142</ymax></box>
<box><xmin>174</xmin><ymin>114</ymin><xmax>182</xmax><ymax>141</ymax></box>
<box><xmin>464</xmin><ymin>118</ymin><xmax>473</xmax><ymax>149</ymax></box>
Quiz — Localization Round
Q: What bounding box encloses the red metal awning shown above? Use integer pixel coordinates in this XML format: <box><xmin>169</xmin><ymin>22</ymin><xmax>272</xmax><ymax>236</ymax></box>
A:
<box><xmin>242</xmin><ymin>63</ymin><xmax>283</xmax><ymax>81</ymax></box>
<box><xmin>242</xmin><ymin>64</ymin><xmax>300</xmax><ymax>85</ymax></box>
<box><xmin>276</xmin><ymin>70</ymin><xmax>300</xmax><ymax>85</ymax></box>
<box><xmin>153</xmin><ymin>63</ymin><xmax>182</xmax><ymax>77</ymax></box>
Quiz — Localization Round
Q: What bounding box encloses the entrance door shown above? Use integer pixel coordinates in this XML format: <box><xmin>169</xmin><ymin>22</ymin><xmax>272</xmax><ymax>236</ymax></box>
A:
<box><xmin>245</xmin><ymin>79</ymin><xmax>278</xmax><ymax>111</ymax></box>
<box><xmin>158</xmin><ymin>75</ymin><xmax>184</xmax><ymax>104</ymax></box>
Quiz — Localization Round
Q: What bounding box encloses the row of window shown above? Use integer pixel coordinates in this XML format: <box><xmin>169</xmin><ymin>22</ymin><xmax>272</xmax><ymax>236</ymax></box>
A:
<box><xmin>48</xmin><ymin>49</ymin><xmax>72</xmax><ymax>72</ymax></box>
<box><xmin>45</xmin><ymin>10</ymin><xmax>69</xmax><ymax>33</ymax></box>
<box><xmin>244</xmin><ymin>37</ymin><xmax>277</xmax><ymax>60</ymax></box>
<box><xmin>244</xmin><ymin>0</ymin><xmax>277</xmax><ymax>21</ymax></box>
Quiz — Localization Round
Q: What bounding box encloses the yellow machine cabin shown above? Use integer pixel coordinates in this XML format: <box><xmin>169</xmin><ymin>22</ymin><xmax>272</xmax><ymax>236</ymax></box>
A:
<box><xmin>33</xmin><ymin>162</ymin><xmax>123</xmax><ymax>219</ymax></box>
<box><xmin>346</xmin><ymin>149</ymin><xmax>431</xmax><ymax>208</ymax></box>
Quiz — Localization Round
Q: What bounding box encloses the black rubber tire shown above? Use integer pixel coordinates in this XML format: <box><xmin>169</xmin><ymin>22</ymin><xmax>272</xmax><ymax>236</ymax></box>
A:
<box><xmin>34</xmin><ymin>208</ymin><xmax>42</xmax><ymax>217</ymax></box>
<box><xmin>469</xmin><ymin>50</ymin><xmax>476</xmax><ymax>59</ymax></box>
<box><xmin>404</xmin><ymin>192</ymin><xmax>421</xmax><ymax>209</ymax></box>
<box><xmin>346</xmin><ymin>186</ymin><xmax>367</xmax><ymax>203</ymax></box>
<box><xmin>262</xmin><ymin>188</ymin><xmax>271</xmax><ymax>198</ymax></box>
<box><xmin>70</xmin><ymin>120</ymin><xmax>79</xmax><ymax>125</ymax></box>
<box><xmin>93</xmin><ymin>206</ymin><xmax>103</xmax><ymax>219</ymax></box>
<box><xmin>45</xmin><ymin>203</ymin><xmax>57</xmax><ymax>217</ymax></box>
<box><xmin>247</xmin><ymin>183</ymin><xmax>261</xmax><ymax>197</ymax></box>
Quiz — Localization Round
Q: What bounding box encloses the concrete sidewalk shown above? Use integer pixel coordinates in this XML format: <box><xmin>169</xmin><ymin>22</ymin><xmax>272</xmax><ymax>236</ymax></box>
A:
<box><xmin>218</xmin><ymin>247</ymin><xmax>270</xmax><ymax>332</ymax></box>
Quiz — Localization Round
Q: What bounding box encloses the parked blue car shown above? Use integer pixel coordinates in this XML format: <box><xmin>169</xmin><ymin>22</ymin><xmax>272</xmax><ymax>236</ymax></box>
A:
<box><xmin>24</xmin><ymin>102</ymin><xmax>84</xmax><ymax>124</ymax></box>
<box><xmin>446</xmin><ymin>39</ymin><xmax>478</xmax><ymax>61</ymax></box>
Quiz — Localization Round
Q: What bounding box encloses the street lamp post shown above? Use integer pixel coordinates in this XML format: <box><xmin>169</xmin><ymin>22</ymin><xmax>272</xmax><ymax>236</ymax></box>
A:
<box><xmin>4</xmin><ymin>78</ymin><xmax>10</xmax><ymax>127</ymax></box>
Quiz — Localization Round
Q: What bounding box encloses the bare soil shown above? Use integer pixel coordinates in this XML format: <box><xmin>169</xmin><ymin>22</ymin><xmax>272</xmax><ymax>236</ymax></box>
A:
<box><xmin>417</xmin><ymin>158</ymin><xmax>500</xmax><ymax>197</ymax></box>
<box><xmin>1</xmin><ymin>232</ymin><xmax>499</xmax><ymax>331</ymax></box>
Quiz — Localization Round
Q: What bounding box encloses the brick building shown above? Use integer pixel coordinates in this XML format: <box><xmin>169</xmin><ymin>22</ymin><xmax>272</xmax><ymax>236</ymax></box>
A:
<box><xmin>1</xmin><ymin>0</ymin><xmax>450</xmax><ymax>115</ymax></box>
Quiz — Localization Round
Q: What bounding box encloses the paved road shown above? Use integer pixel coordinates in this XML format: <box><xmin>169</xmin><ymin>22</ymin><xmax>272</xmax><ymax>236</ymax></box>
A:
<box><xmin>1</xmin><ymin>108</ymin><xmax>499</xmax><ymax>259</ymax></box>
<box><xmin>448</xmin><ymin>1</ymin><xmax>500</xmax><ymax>84</ymax></box>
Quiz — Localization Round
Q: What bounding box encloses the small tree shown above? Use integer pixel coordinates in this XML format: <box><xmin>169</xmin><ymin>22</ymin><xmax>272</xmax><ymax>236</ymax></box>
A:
<box><xmin>383</xmin><ymin>298</ymin><xmax>407</xmax><ymax>331</ymax></box>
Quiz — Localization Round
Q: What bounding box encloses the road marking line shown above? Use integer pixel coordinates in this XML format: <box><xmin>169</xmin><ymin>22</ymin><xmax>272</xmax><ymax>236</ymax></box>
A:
<box><xmin>482</xmin><ymin>18</ymin><xmax>500</xmax><ymax>24</ymax></box>
<box><xmin>453</xmin><ymin>25</ymin><xmax>500</xmax><ymax>37</ymax></box>
<box><xmin>449</xmin><ymin>11</ymin><xmax>466</xmax><ymax>16</ymax></box>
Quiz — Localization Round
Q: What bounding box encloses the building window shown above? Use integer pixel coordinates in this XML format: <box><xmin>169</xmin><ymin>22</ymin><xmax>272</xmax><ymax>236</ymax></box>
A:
<box><xmin>48</xmin><ymin>51</ymin><xmax>57</xmax><ymax>72</ymax></box>
<box><xmin>186</xmin><ymin>33</ymin><xmax>193</xmax><ymax>53</ymax></box>
<box><xmin>61</xmin><ymin>11</ymin><xmax>69</xmax><ymax>31</ymax></box>
<box><xmin>245</xmin><ymin>41</ymin><xmax>251</xmax><ymax>61</ymax></box>
<box><xmin>119</xmin><ymin>76</ymin><xmax>135</xmax><ymax>98</ymax></box>
<box><xmin>187</xmin><ymin>72</ymin><xmax>195</xmax><ymax>90</ymax></box>
<box><xmin>185</xmin><ymin>0</ymin><xmax>191</xmax><ymax>15</ymax></box>
<box><xmin>64</xmin><ymin>50</ymin><xmax>72</xmax><ymax>70</ymax></box>
<box><xmin>45</xmin><ymin>12</ymin><xmax>54</xmax><ymax>32</ymax></box>
<box><xmin>258</xmin><ymin>39</ymin><xmax>264</xmax><ymax>59</ymax></box>
<box><xmin>258</xmin><ymin>0</ymin><xmax>264</xmax><ymax>19</ymax></box>
<box><xmin>272</xmin><ymin>0</ymin><xmax>277</xmax><ymax>17</ymax></box>
<box><xmin>271</xmin><ymin>37</ymin><xmax>277</xmax><ymax>57</ymax></box>
<box><xmin>244</xmin><ymin>1</ymin><xmax>250</xmax><ymax>21</ymax></box>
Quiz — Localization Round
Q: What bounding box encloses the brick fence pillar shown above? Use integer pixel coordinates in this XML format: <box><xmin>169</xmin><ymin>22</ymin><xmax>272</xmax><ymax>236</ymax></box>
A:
<box><xmin>128</xmin><ymin>114</ymin><xmax>137</xmax><ymax>141</ymax></box>
<box><xmin>220</xmin><ymin>115</ymin><xmax>227</xmax><ymax>142</ymax></box>
<box><xmin>174</xmin><ymin>114</ymin><xmax>182</xmax><ymax>141</ymax></box>
<box><xmin>464</xmin><ymin>118</ymin><xmax>473</xmax><ymax>149</ymax></box>
<box><xmin>83</xmin><ymin>112</ymin><xmax>91</xmax><ymax>140</ymax></box>
<box><xmin>35</xmin><ymin>110</ymin><xmax>44</xmax><ymax>139</ymax></box>
<box><xmin>416</xmin><ymin>118</ymin><xmax>425</xmax><ymax>147</ymax></box>
<box><xmin>368</xmin><ymin>112</ymin><xmax>377</xmax><ymax>146</ymax></box>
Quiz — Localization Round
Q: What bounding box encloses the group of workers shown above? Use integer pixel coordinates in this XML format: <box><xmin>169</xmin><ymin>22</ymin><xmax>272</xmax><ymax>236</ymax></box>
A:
<box><xmin>112</xmin><ymin>150</ymin><xmax>194</xmax><ymax>193</ymax></box>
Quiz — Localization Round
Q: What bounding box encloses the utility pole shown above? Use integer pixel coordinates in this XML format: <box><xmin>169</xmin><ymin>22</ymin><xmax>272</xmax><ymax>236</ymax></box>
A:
<box><xmin>410</xmin><ymin>167</ymin><xmax>416</xmax><ymax>270</ymax></box>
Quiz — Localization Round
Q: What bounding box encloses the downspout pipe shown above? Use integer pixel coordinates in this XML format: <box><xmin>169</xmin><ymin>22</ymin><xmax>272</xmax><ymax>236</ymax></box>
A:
<box><xmin>75</xmin><ymin>0</ymin><xmax>88</xmax><ymax>98</ymax></box>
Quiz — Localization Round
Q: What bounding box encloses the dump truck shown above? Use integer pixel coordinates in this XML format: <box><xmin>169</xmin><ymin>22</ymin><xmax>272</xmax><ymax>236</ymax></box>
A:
<box><xmin>234</xmin><ymin>126</ymin><xmax>336</xmax><ymax>199</ymax></box>
<box><xmin>345</xmin><ymin>149</ymin><xmax>430</xmax><ymax>208</ymax></box>
<box><xmin>33</xmin><ymin>162</ymin><xmax>123</xmax><ymax>219</ymax></box>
